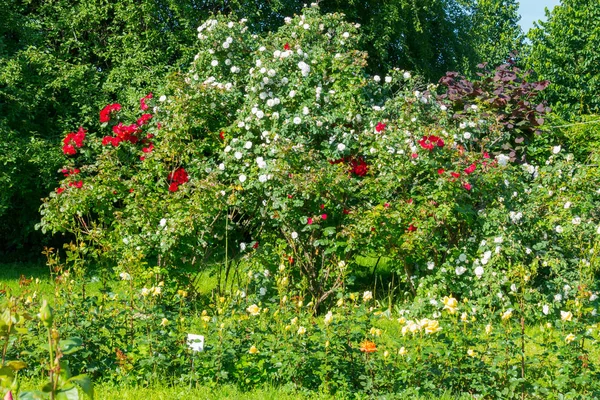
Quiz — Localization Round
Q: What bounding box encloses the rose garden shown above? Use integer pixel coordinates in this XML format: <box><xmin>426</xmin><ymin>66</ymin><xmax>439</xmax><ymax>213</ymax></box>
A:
<box><xmin>1</xmin><ymin>2</ymin><xmax>600</xmax><ymax>399</ymax></box>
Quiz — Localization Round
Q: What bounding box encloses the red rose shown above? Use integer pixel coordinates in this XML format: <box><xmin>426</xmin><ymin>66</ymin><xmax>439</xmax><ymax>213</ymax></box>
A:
<box><xmin>142</xmin><ymin>143</ymin><xmax>154</xmax><ymax>153</ymax></box>
<box><xmin>463</xmin><ymin>183</ymin><xmax>472</xmax><ymax>191</ymax></box>
<box><xmin>140</xmin><ymin>93</ymin><xmax>153</xmax><ymax>111</ymax></box>
<box><xmin>168</xmin><ymin>167</ymin><xmax>189</xmax><ymax>190</ymax></box>
<box><xmin>418</xmin><ymin>135</ymin><xmax>444</xmax><ymax>151</ymax></box>
<box><xmin>56</xmin><ymin>187</ymin><xmax>65</xmax><ymax>194</ymax></box>
<box><xmin>407</xmin><ymin>224</ymin><xmax>417</xmax><ymax>232</ymax></box>
<box><xmin>464</xmin><ymin>163</ymin><xmax>476</xmax><ymax>175</ymax></box>
<box><xmin>99</xmin><ymin>103</ymin><xmax>121</xmax><ymax>123</ymax></box>
<box><xmin>350</xmin><ymin>157</ymin><xmax>368</xmax><ymax>177</ymax></box>
<box><xmin>437</xmin><ymin>168</ymin><xmax>445</xmax><ymax>175</ymax></box>
<box><xmin>137</xmin><ymin>113</ymin><xmax>153</xmax><ymax>126</ymax></box>
<box><xmin>284</xmin><ymin>43</ymin><xmax>291</xmax><ymax>50</ymax></box>
<box><xmin>451</xmin><ymin>172</ymin><xmax>460</xmax><ymax>179</ymax></box>
<box><xmin>307</xmin><ymin>217</ymin><xmax>313</xmax><ymax>225</ymax></box>
<box><xmin>321</xmin><ymin>214</ymin><xmax>327</xmax><ymax>220</ymax></box>
<box><xmin>375</xmin><ymin>122</ymin><xmax>386</xmax><ymax>132</ymax></box>
<box><xmin>62</xmin><ymin>144</ymin><xmax>76</xmax><ymax>155</ymax></box>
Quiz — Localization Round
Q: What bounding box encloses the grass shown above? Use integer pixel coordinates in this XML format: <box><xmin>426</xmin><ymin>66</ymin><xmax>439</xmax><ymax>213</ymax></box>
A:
<box><xmin>16</xmin><ymin>380</ymin><xmax>467</xmax><ymax>400</ymax></box>
<box><xmin>0</xmin><ymin>262</ymin><xmax>53</xmax><ymax>293</ymax></box>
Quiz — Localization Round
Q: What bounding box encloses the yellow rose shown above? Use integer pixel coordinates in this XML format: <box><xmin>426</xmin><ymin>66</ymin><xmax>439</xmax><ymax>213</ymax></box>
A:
<box><xmin>442</xmin><ymin>296</ymin><xmax>458</xmax><ymax>314</ymax></box>
<box><xmin>249</xmin><ymin>345</ymin><xmax>259</xmax><ymax>354</ymax></box>
<box><xmin>246</xmin><ymin>304</ymin><xmax>261</xmax><ymax>316</ymax></box>
<box><xmin>485</xmin><ymin>324</ymin><xmax>492</xmax><ymax>335</ymax></box>
<box><xmin>565</xmin><ymin>333</ymin><xmax>576</xmax><ymax>344</ymax></box>
<box><xmin>560</xmin><ymin>311</ymin><xmax>573</xmax><ymax>322</ymax></box>
<box><xmin>424</xmin><ymin>319</ymin><xmax>442</xmax><ymax>334</ymax></box>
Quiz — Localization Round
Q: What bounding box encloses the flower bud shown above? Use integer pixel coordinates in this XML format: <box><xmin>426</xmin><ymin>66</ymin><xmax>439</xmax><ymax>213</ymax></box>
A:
<box><xmin>39</xmin><ymin>300</ymin><xmax>54</xmax><ymax>327</ymax></box>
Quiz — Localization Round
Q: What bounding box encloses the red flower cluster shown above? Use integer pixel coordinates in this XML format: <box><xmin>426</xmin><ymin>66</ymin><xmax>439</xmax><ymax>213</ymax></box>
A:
<box><xmin>418</xmin><ymin>135</ymin><xmax>444</xmax><ymax>151</ymax></box>
<box><xmin>99</xmin><ymin>103</ymin><xmax>121</xmax><ymax>123</ymax></box>
<box><xmin>330</xmin><ymin>156</ymin><xmax>369</xmax><ymax>177</ymax></box>
<box><xmin>102</xmin><ymin>123</ymin><xmax>141</xmax><ymax>147</ymax></box>
<box><xmin>464</xmin><ymin>163</ymin><xmax>476</xmax><ymax>175</ymax></box>
<box><xmin>349</xmin><ymin>157</ymin><xmax>368</xmax><ymax>177</ymax></box>
<box><xmin>68</xmin><ymin>181</ymin><xmax>83</xmax><ymax>189</ymax></box>
<box><xmin>140</xmin><ymin>93</ymin><xmax>153</xmax><ymax>111</ymax></box>
<box><xmin>168</xmin><ymin>167</ymin><xmax>189</xmax><ymax>192</ymax></box>
<box><xmin>137</xmin><ymin>113</ymin><xmax>153</xmax><ymax>126</ymax></box>
<box><xmin>62</xmin><ymin>127</ymin><xmax>86</xmax><ymax>155</ymax></box>
<box><xmin>375</xmin><ymin>122</ymin><xmax>386</xmax><ymax>133</ymax></box>
<box><xmin>61</xmin><ymin>168</ymin><xmax>80</xmax><ymax>177</ymax></box>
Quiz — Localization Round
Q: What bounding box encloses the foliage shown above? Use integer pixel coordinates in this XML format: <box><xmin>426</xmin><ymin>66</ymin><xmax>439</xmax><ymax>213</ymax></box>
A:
<box><xmin>2</xmin><ymin>254</ymin><xmax>600</xmax><ymax>398</ymax></box>
<box><xmin>526</xmin><ymin>0</ymin><xmax>600</xmax><ymax>116</ymax></box>
<box><xmin>0</xmin><ymin>0</ymin><xmax>524</xmax><ymax>255</ymax></box>
<box><xmin>0</xmin><ymin>296</ymin><xmax>93</xmax><ymax>400</ymax></box>
<box><xmin>466</xmin><ymin>0</ymin><xmax>523</xmax><ymax>70</ymax></box>
<box><xmin>38</xmin><ymin>6</ymin><xmax>599</xmax><ymax>312</ymax></box>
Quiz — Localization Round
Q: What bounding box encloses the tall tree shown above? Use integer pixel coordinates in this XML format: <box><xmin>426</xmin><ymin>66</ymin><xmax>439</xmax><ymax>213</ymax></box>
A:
<box><xmin>526</xmin><ymin>0</ymin><xmax>600</xmax><ymax>115</ymax></box>
<box><xmin>467</xmin><ymin>0</ymin><xmax>523</xmax><ymax>69</ymax></box>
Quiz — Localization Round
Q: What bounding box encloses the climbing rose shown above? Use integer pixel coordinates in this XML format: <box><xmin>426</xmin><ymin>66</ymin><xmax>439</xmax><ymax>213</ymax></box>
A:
<box><xmin>99</xmin><ymin>103</ymin><xmax>122</xmax><ymax>123</ymax></box>
<box><xmin>62</xmin><ymin>127</ymin><xmax>86</xmax><ymax>155</ymax></box>
<box><xmin>418</xmin><ymin>135</ymin><xmax>444</xmax><ymax>151</ymax></box>
<box><xmin>464</xmin><ymin>163</ymin><xmax>476</xmax><ymax>175</ymax></box>
<box><xmin>137</xmin><ymin>113</ymin><xmax>153</xmax><ymax>126</ymax></box>
<box><xmin>350</xmin><ymin>157</ymin><xmax>368</xmax><ymax>177</ymax></box>
<box><xmin>167</xmin><ymin>167</ymin><xmax>189</xmax><ymax>192</ymax></box>
<box><xmin>140</xmin><ymin>93</ymin><xmax>153</xmax><ymax>111</ymax></box>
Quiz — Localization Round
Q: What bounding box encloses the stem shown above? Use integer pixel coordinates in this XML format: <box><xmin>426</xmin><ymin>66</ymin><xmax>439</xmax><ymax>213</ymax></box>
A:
<box><xmin>47</xmin><ymin>328</ymin><xmax>55</xmax><ymax>400</ymax></box>
<box><xmin>1</xmin><ymin>316</ymin><xmax>11</xmax><ymax>365</ymax></box>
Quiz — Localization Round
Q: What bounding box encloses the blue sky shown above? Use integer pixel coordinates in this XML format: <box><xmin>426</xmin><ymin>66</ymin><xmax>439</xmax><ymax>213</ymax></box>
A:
<box><xmin>518</xmin><ymin>0</ymin><xmax>562</xmax><ymax>32</ymax></box>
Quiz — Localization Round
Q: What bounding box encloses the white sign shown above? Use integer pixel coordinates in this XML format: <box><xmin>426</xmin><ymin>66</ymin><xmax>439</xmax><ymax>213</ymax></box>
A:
<box><xmin>187</xmin><ymin>333</ymin><xmax>204</xmax><ymax>352</ymax></box>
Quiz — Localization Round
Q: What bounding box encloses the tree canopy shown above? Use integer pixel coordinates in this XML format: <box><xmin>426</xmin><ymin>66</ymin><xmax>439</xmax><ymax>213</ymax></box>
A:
<box><xmin>527</xmin><ymin>0</ymin><xmax>600</xmax><ymax>116</ymax></box>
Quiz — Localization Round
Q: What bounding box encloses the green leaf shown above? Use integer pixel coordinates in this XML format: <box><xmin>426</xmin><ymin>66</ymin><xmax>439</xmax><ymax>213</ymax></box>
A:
<box><xmin>55</xmin><ymin>386</ymin><xmax>79</xmax><ymax>400</ymax></box>
<box><xmin>6</xmin><ymin>361</ymin><xmax>27</xmax><ymax>371</ymax></box>
<box><xmin>59</xmin><ymin>338</ymin><xmax>83</xmax><ymax>355</ymax></box>
<box><xmin>0</xmin><ymin>367</ymin><xmax>15</xmax><ymax>387</ymax></box>
<box><xmin>18</xmin><ymin>391</ymin><xmax>47</xmax><ymax>400</ymax></box>
<box><xmin>68</xmin><ymin>375</ymin><xmax>93</xmax><ymax>400</ymax></box>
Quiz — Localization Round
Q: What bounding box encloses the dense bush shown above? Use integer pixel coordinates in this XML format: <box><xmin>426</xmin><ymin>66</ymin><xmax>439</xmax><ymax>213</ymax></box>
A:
<box><xmin>39</xmin><ymin>5</ymin><xmax>599</xmax><ymax>306</ymax></box>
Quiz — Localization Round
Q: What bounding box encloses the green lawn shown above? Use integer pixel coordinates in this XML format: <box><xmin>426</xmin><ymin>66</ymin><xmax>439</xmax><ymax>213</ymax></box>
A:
<box><xmin>16</xmin><ymin>380</ymin><xmax>465</xmax><ymax>400</ymax></box>
<box><xmin>0</xmin><ymin>262</ymin><xmax>53</xmax><ymax>293</ymax></box>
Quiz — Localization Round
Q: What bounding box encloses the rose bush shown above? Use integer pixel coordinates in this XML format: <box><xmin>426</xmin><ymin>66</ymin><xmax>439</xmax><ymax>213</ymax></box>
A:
<box><xmin>38</xmin><ymin>5</ymin><xmax>599</xmax><ymax>313</ymax></box>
